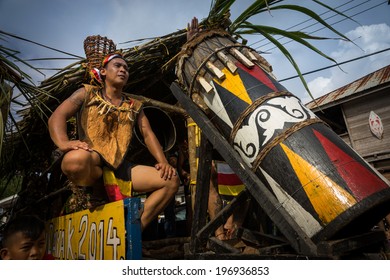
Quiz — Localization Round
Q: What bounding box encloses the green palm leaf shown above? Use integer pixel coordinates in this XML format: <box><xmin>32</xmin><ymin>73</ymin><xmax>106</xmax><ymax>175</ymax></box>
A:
<box><xmin>245</xmin><ymin>23</ymin><xmax>312</xmax><ymax>96</ymax></box>
<box><xmin>208</xmin><ymin>0</ymin><xmax>235</xmax><ymax>16</ymax></box>
<box><xmin>238</xmin><ymin>22</ymin><xmax>342</xmax><ymax>100</ymax></box>
<box><xmin>229</xmin><ymin>0</ymin><xmax>279</xmax><ymax>32</ymax></box>
<box><xmin>267</xmin><ymin>4</ymin><xmax>351</xmax><ymax>43</ymax></box>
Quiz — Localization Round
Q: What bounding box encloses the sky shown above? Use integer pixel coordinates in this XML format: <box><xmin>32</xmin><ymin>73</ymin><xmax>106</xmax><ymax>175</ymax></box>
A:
<box><xmin>1</xmin><ymin>0</ymin><xmax>390</xmax><ymax>104</ymax></box>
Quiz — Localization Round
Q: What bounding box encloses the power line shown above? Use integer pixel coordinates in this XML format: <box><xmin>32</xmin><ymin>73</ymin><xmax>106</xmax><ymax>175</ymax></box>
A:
<box><xmin>249</xmin><ymin>0</ymin><xmax>355</xmax><ymax>49</ymax></box>
<box><xmin>0</xmin><ymin>30</ymin><xmax>83</xmax><ymax>59</ymax></box>
<box><xmin>250</xmin><ymin>0</ymin><xmax>387</xmax><ymax>53</ymax></box>
<box><xmin>278</xmin><ymin>47</ymin><xmax>390</xmax><ymax>82</ymax></box>
<box><xmin>295</xmin><ymin>0</ymin><xmax>387</xmax><ymax>44</ymax></box>
<box><xmin>262</xmin><ymin>0</ymin><xmax>387</xmax><ymax>53</ymax></box>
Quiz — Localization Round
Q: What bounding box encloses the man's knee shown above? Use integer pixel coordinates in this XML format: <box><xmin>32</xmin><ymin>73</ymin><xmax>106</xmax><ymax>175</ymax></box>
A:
<box><xmin>167</xmin><ymin>176</ymin><xmax>180</xmax><ymax>194</ymax></box>
<box><xmin>61</xmin><ymin>150</ymin><xmax>90</xmax><ymax>176</ymax></box>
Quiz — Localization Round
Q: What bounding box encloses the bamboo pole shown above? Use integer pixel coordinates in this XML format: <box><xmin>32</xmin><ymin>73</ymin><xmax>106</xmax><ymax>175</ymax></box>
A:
<box><xmin>126</xmin><ymin>93</ymin><xmax>187</xmax><ymax>115</ymax></box>
<box><xmin>187</xmin><ymin>117</ymin><xmax>199</xmax><ymax>213</ymax></box>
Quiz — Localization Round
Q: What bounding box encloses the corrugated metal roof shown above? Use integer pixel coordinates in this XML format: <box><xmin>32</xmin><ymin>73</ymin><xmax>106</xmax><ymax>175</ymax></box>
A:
<box><xmin>306</xmin><ymin>65</ymin><xmax>390</xmax><ymax>109</ymax></box>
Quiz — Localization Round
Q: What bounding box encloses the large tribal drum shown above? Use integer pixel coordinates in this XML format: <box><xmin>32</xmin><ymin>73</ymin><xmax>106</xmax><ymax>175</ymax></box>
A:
<box><xmin>176</xmin><ymin>30</ymin><xmax>390</xmax><ymax>242</ymax></box>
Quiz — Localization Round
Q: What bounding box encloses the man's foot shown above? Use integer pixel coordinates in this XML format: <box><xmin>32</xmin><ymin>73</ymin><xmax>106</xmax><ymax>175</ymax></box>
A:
<box><xmin>215</xmin><ymin>228</ymin><xmax>227</xmax><ymax>241</ymax></box>
<box><xmin>225</xmin><ymin>224</ymin><xmax>238</xmax><ymax>240</ymax></box>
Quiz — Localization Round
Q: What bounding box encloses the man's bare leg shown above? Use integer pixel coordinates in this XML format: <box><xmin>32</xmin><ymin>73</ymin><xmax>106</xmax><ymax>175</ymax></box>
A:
<box><xmin>132</xmin><ymin>165</ymin><xmax>179</xmax><ymax>230</ymax></box>
<box><xmin>208</xmin><ymin>164</ymin><xmax>226</xmax><ymax>240</ymax></box>
<box><xmin>61</xmin><ymin>149</ymin><xmax>102</xmax><ymax>187</ymax></box>
<box><xmin>224</xmin><ymin>199</ymin><xmax>250</xmax><ymax>239</ymax></box>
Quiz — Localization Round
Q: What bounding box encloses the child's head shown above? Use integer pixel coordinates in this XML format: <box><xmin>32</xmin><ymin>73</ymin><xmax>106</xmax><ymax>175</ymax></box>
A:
<box><xmin>0</xmin><ymin>215</ymin><xmax>46</xmax><ymax>260</ymax></box>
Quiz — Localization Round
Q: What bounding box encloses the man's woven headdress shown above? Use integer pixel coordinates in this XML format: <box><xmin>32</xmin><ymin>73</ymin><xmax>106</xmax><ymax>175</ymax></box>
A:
<box><xmin>84</xmin><ymin>35</ymin><xmax>123</xmax><ymax>85</ymax></box>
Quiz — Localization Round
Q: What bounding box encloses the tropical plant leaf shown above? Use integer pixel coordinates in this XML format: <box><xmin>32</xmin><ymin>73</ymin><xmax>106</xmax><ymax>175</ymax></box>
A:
<box><xmin>1</xmin><ymin>43</ymin><xmax>44</xmax><ymax>82</ymax></box>
<box><xmin>243</xmin><ymin>23</ymin><xmax>314</xmax><ymax>100</ymax></box>
<box><xmin>267</xmin><ymin>4</ymin><xmax>351</xmax><ymax>43</ymax></box>
<box><xmin>208</xmin><ymin>0</ymin><xmax>235</xmax><ymax>17</ymax></box>
<box><xmin>230</xmin><ymin>0</ymin><xmax>293</xmax><ymax>33</ymax></box>
<box><xmin>238</xmin><ymin>23</ymin><xmax>339</xmax><ymax>65</ymax></box>
<box><xmin>312</xmin><ymin>0</ymin><xmax>360</xmax><ymax>26</ymax></box>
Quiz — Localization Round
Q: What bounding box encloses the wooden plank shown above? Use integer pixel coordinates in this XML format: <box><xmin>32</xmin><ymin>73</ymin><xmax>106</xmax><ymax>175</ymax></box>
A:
<box><xmin>257</xmin><ymin>244</ymin><xmax>292</xmax><ymax>255</ymax></box>
<box><xmin>240</xmin><ymin>227</ymin><xmax>287</xmax><ymax>247</ymax></box>
<box><xmin>229</xmin><ymin>48</ymin><xmax>254</xmax><ymax>68</ymax></box>
<box><xmin>217</xmin><ymin>51</ymin><xmax>238</xmax><ymax>74</ymax></box>
<box><xmin>343</xmin><ymin>92</ymin><xmax>390</xmax><ymax>117</ymax></box>
<box><xmin>342</xmin><ymin>93</ymin><xmax>390</xmax><ymax>156</ymax></box>
<box><xmin>316</xmin><ymin>230</ymin><xmax>387</xmax><ymax>257</ymax></box>
<box><xmin>206</xmin><ymin>61</ymin><xmax>225</xmax><ymax>80</ymax></box>
<box><xmin>143</xmin><ymin>237</ymin><xmax>190</xmax><ymax>249</ymax></box>
<box><xmin>197</xmin><ymin>76</ymin><xmax>214</xmax><ymax>94</ymax></box>
<box><xmin>208</xmin><ymin>237</ymin><xmax>241</xmax><ymax>254</ymax></box>
<box><xmin>170</xmin><ymin>82</ymin><xmax>318</xmax><ymax>256</ymax></box>
<box><xmin>190</xmin><ymin>133</ymin><xmax>213</xmax><ymax>254</ymax></box>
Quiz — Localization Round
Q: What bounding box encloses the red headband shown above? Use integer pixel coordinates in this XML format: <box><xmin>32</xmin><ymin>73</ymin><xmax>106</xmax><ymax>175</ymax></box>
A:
<box><xmin>102</xmin><ymin>53</ymin><xmax>123</xmax><ymax>68</ymax></box>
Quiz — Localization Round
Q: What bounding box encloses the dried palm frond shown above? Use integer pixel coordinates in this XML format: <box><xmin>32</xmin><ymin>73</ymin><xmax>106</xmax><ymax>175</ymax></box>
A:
<box><xmin>0</xmin><ymin>42</ymin><xmax>38</xmax><ymax>195</ymax></box>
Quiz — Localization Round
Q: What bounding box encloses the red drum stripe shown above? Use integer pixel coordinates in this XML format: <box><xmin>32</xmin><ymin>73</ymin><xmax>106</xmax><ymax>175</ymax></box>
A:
<box><xmin>313</xmin><ymin>129</ymin><xmax>388</xmax><ymax>200</ymax></box>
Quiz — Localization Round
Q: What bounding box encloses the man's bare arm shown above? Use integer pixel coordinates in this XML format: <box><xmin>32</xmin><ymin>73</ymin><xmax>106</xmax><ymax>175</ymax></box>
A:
<box><xmin>137</xmin><ymin>110</ymin><xmax>176</xmax><ymax>179</ymax></box>
<box><xmin>48</xmin><ymin>88</ymin><xmax>91</xmax><ymax>152</ymax></box>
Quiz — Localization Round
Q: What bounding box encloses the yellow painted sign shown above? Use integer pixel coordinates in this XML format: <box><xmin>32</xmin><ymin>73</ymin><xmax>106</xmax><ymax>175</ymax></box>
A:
<box><xmin>46</xmin><ymin>200</ymin><xmax>126</xmax><ymax>260</ymax></box>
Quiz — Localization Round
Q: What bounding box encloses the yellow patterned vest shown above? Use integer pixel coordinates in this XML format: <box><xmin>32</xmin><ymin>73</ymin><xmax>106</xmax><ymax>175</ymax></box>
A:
<box><xmin>78</xmin><ymin>84</ymin><xmax>143</xmax><ymax>169</ymax></box>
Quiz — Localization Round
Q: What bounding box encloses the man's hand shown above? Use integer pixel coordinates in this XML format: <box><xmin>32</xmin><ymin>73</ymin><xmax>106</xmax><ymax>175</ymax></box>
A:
<box><xmin>155</xmin><ymin>162</ymin><xmax>177</xmax><ymax>180</ymax></box>
<box><xmin>187</xmin><ymin>16</ymin><xmax>201</xmax><ymax>41</ymax></box>
<box><xmin>58</xmin><ymin>140</ymin><xmax>92</xmax><ymax>153</ymax></box>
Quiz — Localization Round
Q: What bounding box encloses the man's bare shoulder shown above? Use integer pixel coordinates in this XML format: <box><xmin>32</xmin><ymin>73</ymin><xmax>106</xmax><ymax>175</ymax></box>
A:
<box><xmin>67</xmin><ymin>87</ymin><xmax>87</xmax><ymax>107</ymax></box>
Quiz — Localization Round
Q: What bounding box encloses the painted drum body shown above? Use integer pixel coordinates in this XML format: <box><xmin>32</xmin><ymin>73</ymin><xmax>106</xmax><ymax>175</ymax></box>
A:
<box><xmin>176</xmin><ymin>31</ymin><xmax>390</xmax><ymax>241</ymax></box>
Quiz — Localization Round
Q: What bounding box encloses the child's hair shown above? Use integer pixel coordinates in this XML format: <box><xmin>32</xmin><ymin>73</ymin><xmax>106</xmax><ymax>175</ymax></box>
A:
<box><xmin>1</xmin><ymin>215</ymin><xmax>45</xmax><ymax>248</ymax></box>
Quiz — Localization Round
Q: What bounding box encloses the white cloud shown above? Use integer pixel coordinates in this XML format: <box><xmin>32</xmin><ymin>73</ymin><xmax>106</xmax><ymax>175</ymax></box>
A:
<box><xmin>334</xmin><ymin>24</ymin><xmax>390</xmax><ymax>61</ymax></box>
<box><xmin>303</xmin><ymin>23</ymin><xmax>390</xmax><ymax>102</ymax></box>
<box><xmin>301</xmin><ymin>76</ymin><xmax>332</xmax><ymax>104</ymax></box>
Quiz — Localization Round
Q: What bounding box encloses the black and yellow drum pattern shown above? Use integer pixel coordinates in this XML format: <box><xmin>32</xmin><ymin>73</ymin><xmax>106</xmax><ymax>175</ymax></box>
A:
<box><xmin>177</xmin><ymin>31</ymin><xmax>390</xmax><ymax>241</ymax></box>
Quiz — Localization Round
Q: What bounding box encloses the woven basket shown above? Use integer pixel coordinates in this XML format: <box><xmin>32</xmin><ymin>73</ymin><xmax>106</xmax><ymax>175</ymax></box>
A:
<box><xmin>84</xmin><ymin>35</ymin><xmax>116</xmax><ymax>70</ymax></box>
